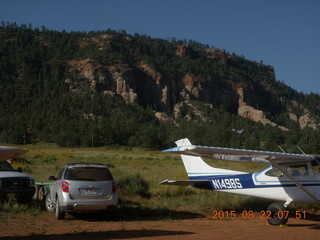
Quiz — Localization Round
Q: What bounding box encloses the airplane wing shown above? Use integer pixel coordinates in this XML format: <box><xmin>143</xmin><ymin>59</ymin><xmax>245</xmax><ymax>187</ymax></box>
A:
<box><xmin>162</xmin><ymin>140</ymin><xmax>317</xmax><ymax>165</ymax></box>
<box><xmin>0</xmin><ymin>146</ymin><xmax>27</xmax><ymax>162</ymax></box>
<box><xmin>160</xmin><ymin>179</ymin><xmax>210</xmax><ymax>186</ymax></box>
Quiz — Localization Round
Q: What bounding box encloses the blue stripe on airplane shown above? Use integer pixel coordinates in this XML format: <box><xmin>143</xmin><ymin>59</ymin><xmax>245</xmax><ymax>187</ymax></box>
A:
<box><xmin>189</xmin><ymin>174</ymin><xmax>320</xmax><ymax>190</ymax></box>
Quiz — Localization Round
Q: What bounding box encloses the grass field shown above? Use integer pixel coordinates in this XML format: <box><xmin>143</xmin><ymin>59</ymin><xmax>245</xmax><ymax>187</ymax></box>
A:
<box><xmin>2</xmin><ymin>143</ymin><xmax>317</xmax><ymax>220</ymax></box>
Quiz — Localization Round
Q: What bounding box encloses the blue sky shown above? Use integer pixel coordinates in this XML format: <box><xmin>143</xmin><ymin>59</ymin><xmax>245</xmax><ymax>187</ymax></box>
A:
<box><xmin>1</xmin><ymin>0</ymin><xmax>319</xmax><ymax>94</ymax></box>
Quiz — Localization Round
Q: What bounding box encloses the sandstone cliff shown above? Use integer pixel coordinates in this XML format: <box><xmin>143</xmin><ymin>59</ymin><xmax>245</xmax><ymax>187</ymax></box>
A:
<box><xmin>65</xmin><ymin>36</ymin><xmax>318</xmax><ymax>130</ymax></box>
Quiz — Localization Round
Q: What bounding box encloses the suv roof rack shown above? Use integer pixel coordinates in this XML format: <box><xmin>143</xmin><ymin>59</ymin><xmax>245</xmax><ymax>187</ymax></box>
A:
<box><xmin>66</xmin><ymin>163</ymin><xmax>114</xmax><ymax>168</ymax></box>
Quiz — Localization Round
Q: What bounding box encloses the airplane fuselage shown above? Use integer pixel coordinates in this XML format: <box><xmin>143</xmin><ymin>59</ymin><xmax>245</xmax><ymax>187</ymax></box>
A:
<box><xmin>190</xmin><ymin>165</ymin><xmax>320</xmax><ymax>203</ymax></box>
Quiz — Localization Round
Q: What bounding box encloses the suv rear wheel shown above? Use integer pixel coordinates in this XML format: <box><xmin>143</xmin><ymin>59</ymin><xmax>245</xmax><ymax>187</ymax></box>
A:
<box><xmin>55</xmin><ymin>198</ymin><xmax>65</xmax><ymax>220</ymax></box>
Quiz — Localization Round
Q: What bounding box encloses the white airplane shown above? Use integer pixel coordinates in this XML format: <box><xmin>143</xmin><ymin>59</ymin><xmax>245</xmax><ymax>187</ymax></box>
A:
<box><xmin>160</xmin><ymin>138</ymin><xmax>320</xmax><ymax>226</ymax></box>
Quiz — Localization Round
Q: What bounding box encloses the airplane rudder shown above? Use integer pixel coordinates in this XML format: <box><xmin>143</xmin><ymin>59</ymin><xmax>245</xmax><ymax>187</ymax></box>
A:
<box><xmin>180</xmin><ymin>154</ymin><xmax>214</xmax><ymax>176</ymax></box>
<box><xmin>175</xmin><ymin>138</ymin><xmax>191</xmax><ymax>147</ymax></box>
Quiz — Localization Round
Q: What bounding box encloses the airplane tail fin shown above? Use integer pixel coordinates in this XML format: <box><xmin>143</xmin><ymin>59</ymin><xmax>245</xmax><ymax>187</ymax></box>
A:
<box><xmin>174</xmin><ymin>139</ymin><xmax>245</xmax><ymax>179</ymax></box>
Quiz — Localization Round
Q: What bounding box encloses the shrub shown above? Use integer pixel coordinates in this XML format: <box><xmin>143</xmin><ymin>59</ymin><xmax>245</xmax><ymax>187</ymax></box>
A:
<box><xmin>117</xmin><ymin>173</ymin><xmax>151</xmax><ymax>198</ymax></box>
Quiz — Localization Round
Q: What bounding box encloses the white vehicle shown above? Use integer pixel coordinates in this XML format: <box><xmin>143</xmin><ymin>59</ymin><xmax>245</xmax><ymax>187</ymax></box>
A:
<box><xmin>161</xmin><ymin>138</ymin><xmax>320</xmax><ymax>226</ymax></box>
<box><xmin>0</xmin><ymin>146</ymin><xmax>35</xmax><ymax>202</ymax></box>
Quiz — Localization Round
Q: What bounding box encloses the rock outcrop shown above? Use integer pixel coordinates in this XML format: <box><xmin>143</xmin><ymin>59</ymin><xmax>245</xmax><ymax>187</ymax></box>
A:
<box><xmin>237</xmin><ymin>86</ymin><xmax>288</xmax><ymax>130</ymax></box>
<box><xmin>67</xmin><ymin>49</ymin><xmax>318</xmax><ymax>130</ymax></box>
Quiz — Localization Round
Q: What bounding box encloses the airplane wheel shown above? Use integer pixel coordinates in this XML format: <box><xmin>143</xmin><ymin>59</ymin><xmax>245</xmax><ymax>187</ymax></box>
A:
<box><xmin>266</xmin><ymin>203</ymin><xmax>288</xmax><ymax>226</ymax></box>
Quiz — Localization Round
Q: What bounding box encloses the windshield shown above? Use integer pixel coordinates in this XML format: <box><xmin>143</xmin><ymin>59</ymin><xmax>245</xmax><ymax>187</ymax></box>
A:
<box><xmin>265</xmin><ymin>167</ymin><xmax>283</xmax><ymax>177</ymax></box>
<box><xmin>64</xmin><ymin>167</ymin><xmax>113</xmax><ymax>181</ymax></box>
<box><xmin>0</xmin><ymin>161</ymin><xmax>15</xmax><ymax>171</ymax></box>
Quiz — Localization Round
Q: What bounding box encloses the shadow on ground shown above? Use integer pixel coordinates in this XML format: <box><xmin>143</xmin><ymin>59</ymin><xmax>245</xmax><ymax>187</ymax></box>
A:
<box><xmin>56</xmin><ymin>199</ymin><xmax>205</xmax><ymax>222</ymax></box>
<box><xmin>287</xmin><ymin>212</ymin><xmax>320</xmax><ymax>229</ymax></box>
<box><xmin>69</xmin><ymin>207</ymin><xmax>204</xmax><ymax>222</ymax></box>
<box><xmin>0</xmin><ymin>229</ymin><xmax>194</xmax><ymax>240</ymax></box>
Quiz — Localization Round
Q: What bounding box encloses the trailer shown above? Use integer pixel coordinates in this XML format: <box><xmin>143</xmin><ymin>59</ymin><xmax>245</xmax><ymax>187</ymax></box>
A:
<box><xmin>33</xmin><ymin>182</ymin><xmax>52</xmax><ymax>204</ymax></box>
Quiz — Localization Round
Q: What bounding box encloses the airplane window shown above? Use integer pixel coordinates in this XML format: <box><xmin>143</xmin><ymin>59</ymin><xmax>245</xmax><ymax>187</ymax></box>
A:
<box><xmin>287</xmin><ymin>164</ymin><xmax>308</xmax><ymax>176</ymax></box>
<box><xmin>313</xmin><ymin>166</ymin><xmax>320</xmax><ymax>175</ymax></box>
<box><xmin>265</xmin><ymin>167</ymin><xmax>283</xmax><ymax>177</ymax></box>
<box><xmin>311</xmin><ymin>160</ymin><xmax>320</xmax><ymax>175</ymax></box>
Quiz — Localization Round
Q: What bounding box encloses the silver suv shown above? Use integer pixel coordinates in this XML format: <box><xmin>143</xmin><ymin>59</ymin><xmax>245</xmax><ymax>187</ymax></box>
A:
<box><xmin>45</xmin><ymin>163</ymin><xmax>118</xmax><ymax>220</ymax></box>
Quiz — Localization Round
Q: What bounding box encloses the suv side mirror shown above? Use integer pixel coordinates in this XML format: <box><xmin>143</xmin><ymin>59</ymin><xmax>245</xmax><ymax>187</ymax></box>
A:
<box><xmin>48</xmin><ymin>176</ymin><xmax>57</xmax><ymax>181</ymax></box>
<box><xmin>17</xmin><ymin>167</ymin><xmax>22</xmax><ymax>172</ymax></box>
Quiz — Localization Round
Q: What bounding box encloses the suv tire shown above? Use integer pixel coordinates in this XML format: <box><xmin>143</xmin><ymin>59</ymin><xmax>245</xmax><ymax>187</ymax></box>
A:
<box><xmin>55</xmin><ymin>198</ymin><xmax>65</xmax><ymax>220</ymax></box>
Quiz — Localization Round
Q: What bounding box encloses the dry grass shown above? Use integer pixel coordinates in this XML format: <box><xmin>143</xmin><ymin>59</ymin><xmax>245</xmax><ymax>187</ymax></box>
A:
<box><xmin>5</xmin><ymin>143</ymin><xmax>288</xmax><ymax>215</ymax></box>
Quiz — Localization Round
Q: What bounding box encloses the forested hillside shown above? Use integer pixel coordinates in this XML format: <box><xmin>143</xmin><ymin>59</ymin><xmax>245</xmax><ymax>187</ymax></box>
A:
<box><xmin>0</xmin><ymin>22</ymin><xmax>319</xmax><ymax>153</ymax></box>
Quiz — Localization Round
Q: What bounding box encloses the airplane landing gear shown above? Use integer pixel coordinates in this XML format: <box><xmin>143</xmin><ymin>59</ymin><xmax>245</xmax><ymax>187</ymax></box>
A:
<box><xmin>266</xmin><ymin>203</ymin><xmax>289</xmax><ymax>226</ymax></box>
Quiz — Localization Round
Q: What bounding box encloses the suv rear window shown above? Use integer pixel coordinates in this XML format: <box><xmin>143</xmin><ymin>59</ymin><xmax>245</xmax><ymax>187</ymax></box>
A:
<box><xmin>64</xmin><ymin>167</ymin><xmax>113</xmax><ymax>181</ymax></box>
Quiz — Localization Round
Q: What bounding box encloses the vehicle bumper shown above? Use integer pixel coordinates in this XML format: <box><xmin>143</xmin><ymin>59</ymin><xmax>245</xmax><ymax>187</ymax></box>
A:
<box><xmin>0</xmin><ymin>186</ymin><xmax>36</xmax><ymax>201</ymax></box>
<box><xmin>59</xmin><ymin>193</ymin><xmax>118</xmax><ymax>212</ymax></box>
<box><xmin>63</xmin><ymin>202</ymin><xmax>117</xmax><ymax>212</ymax></box>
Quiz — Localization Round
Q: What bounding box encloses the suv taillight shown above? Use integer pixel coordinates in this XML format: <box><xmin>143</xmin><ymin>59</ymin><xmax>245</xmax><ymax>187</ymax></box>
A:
<box><xmin>112</xmin><ymin>182</ymin><xmax>117</xmax><ymax>193</ymax></box>
<box><xmin>62</xmin><ymin>181</ymin><xmax>69</xmax><ymax>193</ymax></box>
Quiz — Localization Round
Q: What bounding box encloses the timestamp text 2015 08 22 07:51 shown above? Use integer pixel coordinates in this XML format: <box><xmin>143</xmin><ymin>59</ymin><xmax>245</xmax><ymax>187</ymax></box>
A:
<box><xmin>211</xmin><ymin>210</ymin><xmax>307</xmax><ymax>220</ymax></box>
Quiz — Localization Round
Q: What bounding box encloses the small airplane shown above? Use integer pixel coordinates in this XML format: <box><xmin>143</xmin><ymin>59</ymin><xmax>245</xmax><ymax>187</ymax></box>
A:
<box><xmin>160</xmin><ymin>138</ymin><xmax>320</xmax><ymax>225</ymax></box>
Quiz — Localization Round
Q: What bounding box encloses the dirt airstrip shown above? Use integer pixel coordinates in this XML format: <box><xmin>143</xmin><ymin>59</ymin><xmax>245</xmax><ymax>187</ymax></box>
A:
<box><xmin>0</xmin><ymin>211</ymin><xmax>320</xmax><ymax>240</ymax></box>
